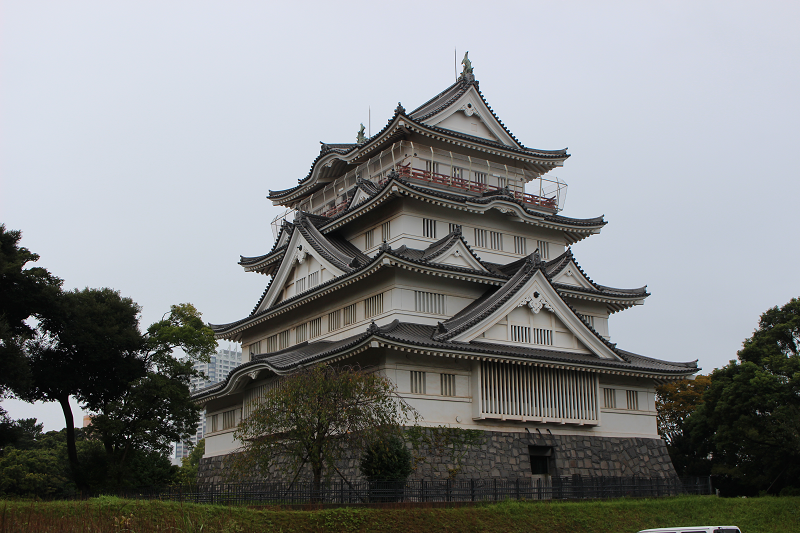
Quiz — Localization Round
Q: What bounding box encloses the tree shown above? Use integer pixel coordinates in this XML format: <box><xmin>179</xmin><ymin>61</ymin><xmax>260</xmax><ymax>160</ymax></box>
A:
<box><xmin>360</xmin><ymin>435</ymin><xmax>412</xmax><ymax>482</ymax></box>
<box><xmin>683</xmin><ymin>298</ymin><xmax>800</xmax><ymax>495</ymax></box>
<box><xmin>175</xmin><ymin>438</ymin><xmax>205</xmax><ymax>484</ymax></box>
<box><xmin>0</xmin><ymin>225</ymin><xmax>62</xmax><ymax>397</ymax></box>
<box><xmin>24</xmin><ymin>288</ymin><xmax>145</xmax><ymax>476</ymax></box>
<box><xmin>232</xmin><ymin>365</ymin><xmax>417</xmax><ymax>495</ymax></box>
<box><xmin>655</xmin><ymin>375</ymin><xmax>712</xmax><ymax>477</ymax></box>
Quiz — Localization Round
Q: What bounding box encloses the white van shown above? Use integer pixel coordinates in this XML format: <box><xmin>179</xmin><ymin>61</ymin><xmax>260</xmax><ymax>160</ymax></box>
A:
<box><xmin>639</xmin><ymin>526</ymin><xmax>742</xmax><ymax>533</ymax></box>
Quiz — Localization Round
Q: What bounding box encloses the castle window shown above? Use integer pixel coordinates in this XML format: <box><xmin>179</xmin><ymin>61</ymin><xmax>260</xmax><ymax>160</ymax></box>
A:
<box><xmin>414</xmin><ymin>291</ymin><xmax>446</xmax><ymax>315</ymax></box>
<box><xmin>440</xmin><ymin>374</ymin><xmax>456</xmax><ymax>396</ymax></box>
<box><xmin>514</xmin><ymin>236</ymin><xmax>527</xmax><ymax>255</ymax></box>
<box><xmin>490</xmin><ymin>231</ymin><xmax>503</xmax><ymax>251</ymax></box>
<box><xmin>222</xmin><ymin>409</ymin><xmax>237</xmax><ymax>430</ymax></box>
<box><xmin>423</xmin><ymin>218</ymin><xmax>437</xmax><ymax>239</ymax></box>
<box><xmin>308</xmin><ymin>317</ymin><xmax>322</xmax><ymax>339</ymax></box>
<box><xmin>328</xmin><ymin>310</ymin><xmax>341</xmax><ymax>331</ymax></box>
<box><xmin>449</xmin><ymin>223</ymin><xmax>461</xmax><ymax>234</ymax></box>
<box><xmin>511</xmin><ymin>325</ymin><xmax>531</xmax><ymax>343</ymax></box>
<box><xmin>343</xmin><ymin>303</ymin><xmax>357</xmax><ymax>326</ymax></box>
<box><xmin>626</xmin><ymin>390</ymin><xmax>639</xmax><ymax>410</ymax></box>
<box><xmin>381</xmin><ymin>221</ymin><xmax>391</xmax><ymax>242</ymax></box>
<box><xmin>365</xmin><ymin>229</ymin><xmax>374</xmax><ymax>249</ymax></box>
<box><xmin>278</xmin><ymin>330</ymin><xmax>291</xmax><ymax>350</ymax></box>
<box><xmin>425</xmin><ymin>160</ymin><xmax>440</xmax><ymax>176</ymax></box>
<box><xmin>581</xmin><ymin>314</ymin><xmax>595</xmax><ymax>328</ymax></box>
<box><xmin>603</xmin><ymin>388</ymin><xmax>616</xmax><ymax>409</ymax></box>
<box><xmin>474</xmin><ymin>228</ymin><xmax>487</xmax><ymax>248</ymax></box>
<box><xmin>537</xmin><ymin>240</ymin><xmax>550</xmax><ymax>260</ymax></box>
<box><xmin>533</xmin><ymin>328</ymin><xmax>553</xmax><ymax>346</ymax></box>
<box><xmin>295</xmin><ymin>323</ymin><xmax>307</xmax><ymax>343</ymax></box>
<box><xmin>364</xmin><ymin>293</ymin><xmax>384</xmax><ymax>318</ymax></box>
<box><xmin>265</xmin><ymin>335</ymin><xmax>277</xmax><ymax>353</ymax></box>
<box><xmin>410</xmin><ymin>371</ymin><xmax>426</xmax><ymax>394</ymax></box>
<box><xmin>452</xmin><ymin>167</ymin><xmax>464</xmax><ymax>179</ymax></box>
<box><xmin>248</xmin><ymin>341</ymin><xmax>261</xmax><ymax>357</ymax></box>
<box><xmin>308</xmin><ymin>271</ymin><xmax>319</xmax><ymax>288</ymax></box>
<box><xmin>473</xmin><ymin>171</ymin><xmax>487</xmax><ymax>186</ymax></box>
<box><xmin>296</xmin><ymin>276</ymin><xmax>306</xmax><ymax>294</ymax></box>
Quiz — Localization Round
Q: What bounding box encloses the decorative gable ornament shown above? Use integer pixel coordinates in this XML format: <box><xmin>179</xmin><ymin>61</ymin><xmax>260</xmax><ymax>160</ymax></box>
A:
<box><xmin>518</xmin><ymin>291</ymin><xmax>554</xmax><ymax>314</ymax></box>
<box><xmin>296</xmin><ymin>246</ymin><xmax>308</xmax><ymax>264</ymax></box>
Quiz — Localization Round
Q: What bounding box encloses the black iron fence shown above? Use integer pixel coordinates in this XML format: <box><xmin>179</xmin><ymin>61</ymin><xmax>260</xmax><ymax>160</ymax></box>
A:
<box><xmin>108</xmin><ymin>476</ymin><xmax>712</xmax><ymax>506</ymax></box>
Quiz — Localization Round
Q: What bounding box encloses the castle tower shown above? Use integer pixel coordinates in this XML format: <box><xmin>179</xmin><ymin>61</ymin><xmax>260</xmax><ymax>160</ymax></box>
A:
<box><xmin>194</xmin><ymin>63</ymin><xmax>696</xmax><ymax>481</ymax></box>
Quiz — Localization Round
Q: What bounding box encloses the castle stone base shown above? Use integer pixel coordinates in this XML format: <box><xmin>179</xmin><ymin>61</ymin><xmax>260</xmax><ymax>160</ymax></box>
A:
<box><xmin>197</xmin><ymin>431</ymin><xmax>676</xmax><ymax>485</ymax></box>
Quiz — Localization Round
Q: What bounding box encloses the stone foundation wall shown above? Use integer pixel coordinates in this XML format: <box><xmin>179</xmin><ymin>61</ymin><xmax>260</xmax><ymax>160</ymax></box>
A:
<box><xmin>198</xmin><ymin>431</ymin><xmax>676</xmax><ymax>485</ymax></box>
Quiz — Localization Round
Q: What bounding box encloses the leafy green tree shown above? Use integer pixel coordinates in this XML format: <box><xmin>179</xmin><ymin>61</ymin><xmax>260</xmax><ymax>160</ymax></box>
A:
<box><xmin>0</xmin><ymin>225</ymin><xmax>62</xmax><ymax>397</ymax></box>
<box><xmin>360</xmin><ymin>435</ymin><xmax>412</xmax><ymax>482</ymax></box>
<box><xmin>655</xmin><ymin>376</ymin><xmax>713</xmax><ymax>477</ymax></box>
<box><xmin>176</xmin><ymin>438</ymin><xmax>205</xmax><ymax>485</ymax></box>
<box><xmin>232</xmin><ymin>365</ymin><xmax>417</xmax><ymax>496</ymax></box>
<box><xmin>684</xmin><ymin>298</ymin><xmax>800</xmax><ymax>495</ymax></box>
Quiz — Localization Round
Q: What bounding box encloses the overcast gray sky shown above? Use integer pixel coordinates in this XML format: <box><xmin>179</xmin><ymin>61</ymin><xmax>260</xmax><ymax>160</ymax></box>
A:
<box><xmin>2</xmin><ymin>1</ymin><xmax>799</xmax><ymax>431</ymax></box>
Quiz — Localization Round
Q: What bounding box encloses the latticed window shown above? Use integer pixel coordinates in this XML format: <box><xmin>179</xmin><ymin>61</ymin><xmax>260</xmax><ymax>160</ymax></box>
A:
<box><xmin>278</xmin><ymin>330</ymin><xmax>291</xmax><ymax>349</ymax></box>
<box><xmin>480</xmin><ymin>361</ymin><xmax>598</xmax><ymax>422</ymax></box>
<box><xmin>603</xmin><ymin>388</ymin><xmax>616</xmax><ymax>409</ymax></box>
<box><xmin>410</xmin><ymin>371</ymin><xmax>426</xmax><ymax>394</ymax></box>
<box><xmin>532</xmin><ymin>328</ymin><xmax>553</xmax><ymax>346</ymax></box>
<box><xmin>343</xmin><ymin>303</ymin><xmax>357</xmax><ymax>326</ymax></box>
<box><xmin>490</xmin><ymin>231</ymin><xmax>503</xmax><ymax>251</ymax></box>
<box><xmin>414</xmin><ymin>291</ymin><xmax>445</xmax><ymax>315</ymax></box>
<box><xmin>296</xmin><ymin>276</ymin><xmax>306</xmax><ymax>293</ymax></box>
<box><xmin>328</xmin><ymin>310</ymin><xmax>341</xmax><ymax>331</ymax></box>
<box><xmin>295</xmin><ymin>323</ymin><xmax>307</xmax><ymax>343</ymax></box>
<box><xmin>473</xmin><ymin>171</ymin><xmax>487</xmax><ymax>185</ymax></box>
<box><xmin>222</xmin><ymin>409</ymin><xmax>237</xmax><ymax>430</ymax></box>
<box><xmin>308</xmin><ymin>271</ymin><xmax>319</xmax><ymax>288</ymax></box>
<box><xmin>265</xmin><ymin>335</ymin><xmax>277</xmax><ymax>352</ymax></box>
<box><xmin>452</xmin><ymin>167</ymin><xmax>464</xmax><ymax>179</ymax></box>
<box><xmin>308</xmin><ymin>317</ymin><xmax>322</xmax><ymax>338</ymax></box>
<box><xmin>423</xmin><ymin>218</ymin><xmax>437</xmax><ymax>239</ymax></box>
<box><xmin>474</xmin><ymin>228</ymin><xmax>487</xmax><ymax>248</ymax></box>
<box><xmin>381</xmin><ymin>221</ymin><xmax>391</xmax><ymax>242</ymax></box>
<box><xmin>511</xmin><ymin>325</ymin><xmax>531</xmax><ymax>343</ymax></box>
<box><xmin>449</xmin><ymin>223</ymin><xmax>461</xmax><ymax>234</ymax></box>
<box><xmin>514</xmin><ymin>236</ymin><xmax>527</xmax><ymax>255</ymax></box>
<box><xmin>626</xmin><ymin>390</ymin><xmax>639</xmax><ymax>410</ymax></box>
<box><xmin>425</xmin><ymin>160</ymin><xmax>440</xmax><ymax>175</ymax></box>
<box><xmin>364</xmin><ymin>293</ymin><xmax>384</xmax><ymax>318</ymax></box>
<box><xmin>364</xmin><ymin>229</ymin><xmax>374</xmax><ymax>249</ymax></box>
<box><xmin>537</xmin><ymin>240</ymin><xmax>550</xmax><ymax>260</ymax></box>
<box><xmin>581</xmin><ymin>314</ymin><xmax>595</xmax><ymax>328</ymax></box>
<box><xmin>440</xmin><ymin>374</ymin><xmax>456</xmax><ymax>396</ymax></box>
<box><xmin>249</xmin><ymin>340</ymin><xmax>261</xmax><ymax>357</ymax></box>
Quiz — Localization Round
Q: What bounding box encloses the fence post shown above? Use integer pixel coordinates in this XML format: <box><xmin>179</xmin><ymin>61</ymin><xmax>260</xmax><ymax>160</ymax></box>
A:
<box><xmin>422</xmin><ymin>480</ymin><xmax>426</xmax><ymax>503</ymax></box>
<box><xmin>470</xmin><ymin>479</ymin><xmax>475</xmax><ymax>502</ymax></box>
<box><xmin>494</xmin><ymin>478</ymin><xmax>497</xmax><ymax>501</ymax></box>
<box><xmin>515</xmin><ymin>478</ymin><xmax>520</xmax><ymax>501</ymax></box>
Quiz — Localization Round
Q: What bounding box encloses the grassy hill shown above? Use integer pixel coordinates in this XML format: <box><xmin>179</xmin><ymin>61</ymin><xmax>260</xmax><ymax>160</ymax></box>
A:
<box><xmin>0</xmin><ymin>495</ymin><xmax>797</xmax><ymax>532</ymax></box>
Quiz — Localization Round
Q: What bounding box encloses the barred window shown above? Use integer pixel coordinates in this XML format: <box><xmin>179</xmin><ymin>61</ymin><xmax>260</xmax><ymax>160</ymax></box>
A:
<box><xmin>490</xmin><ymin>231</ymin><xmax>503</xmax><ymax>251</ymax></box>
<box><xmin>440</xmin><ymin>374</ymin><xmax>456</xmax><ymax>396</ymax></box>
<box><xmin>580</xmin><ymin>314</ymin><xmax>596</xmax><ymax>328</ymax></box>
<box><xmin>473</xmin><ymin>171</ymin><xmax>487</xmax><ymax>185</ymax></box>
<box><xmin>411</xmin><ymin>371</ymin><xmax>426</xmax><ymax>394</ymax></box>
<box><xmin>511</xmin><ymin>325</ymin><xmax>531</xmax><ymax>343</ymax></box>
<box><xmin>365</xmin><ymin>229</ymin><xmax>374</xmax><ymax>249</ymax></box>
<box><xmin>210</xmin><ymin>413</ymin><xmax>219</xmax><ymax>432</ymax></box>
<box><xmin>309</xmin><ymin>317</ymin><xmax>322</xmax><ymax>338</ymax></box>
<box><xmin>343</xmin><ymin>303</ymin><xmax>357</xmax><ymax>326</ymax></box>
<box><xmin>603</xmin><ymin>388</ymin><xmax>616</xmax><ymax>409</ymax></box>
<box><xmin>452</xmin><ymin>167</ymin><xmax>464</xmax><ymax>179</ymax></box>
<box><xmin>381</xmin><ymin>221</ymin><xmax>391</xmax><ymax>242</ymax></box>
<box><xmin>414</xmin><ymin>291</ymin><xmax>446</xmax><ymax>315</ymax></box>
<box><xmin>423</xmin><ymin>218</ymin><xmax>437</xmax><ymax>239</ymax></box>
<box><xmin>308</xmin><ymin>271</ymin><xmax>319</xmax><ymax>288</ymax></box>
<box><xmin>364</xmin><ymin>293</ymin><xmax>384</xmax><ymax>318</ymax></box>
<box><xmin>449</xmin><ymin>223</ymin><xmax>461</xmax><ymax>234</ymax></box>
<box><xmin>514</xmin><ymin>236</ymin><xmax>527</xmax><ymax>255</ymax></box>
<box><xmin>537</xmin><ymin>240</ymin><xmax>550</xmax><ymax>260</ymax></box>
<box><xmin>497</xmin><ymin>176</ymin><xmax>507</xmax><ymax>189</ymax></box>
<box><xmin>474</xmin><ymin>228</ymin><xmax>487</xmax><ymax>248</ymax></box>
<box><xmin>265</xmin><ymin>335</ymin><xmax>277</xmax><ymax>352</ymax></box>
<box><xmin>296</xmin><ymin>276</ymin><xmax>306</xmax><ymax>293</ymax></box>
<box><xmin>249</xmin><ymin>340</ymin><xmax>261</xmax><ymax>357</ymax></box>
<box><xmin>328</xmin><ymin>310</ymin><xmax>341</xmax><ymax>331</ymax></box>
<box><xmin>295</xmin><ymin>323</ymin><xmax>307</xmax><ymax>343</ymax></box>
<box><xmin>425</xmin><ymin>160</ymin><xmax>440</xmax><ymax>175</ymax></box>
<box><xmin>626</xmin><ymin>390</ymin><xmax>639</xmax><ymax>410</ymax></box>
<box><xmin>533</xmin><ymin>328</ymin><xmax>553</xmax><ymax>345</ymax></box>
<box><xmin>278</xmin><ymin>330</ymin><xmax>291</xmax><ymax>349</ymax></box>
<box><xmin>222</xmin><ymin>409</ymin><xmax>237</xmax><ymax>430</ymax></box>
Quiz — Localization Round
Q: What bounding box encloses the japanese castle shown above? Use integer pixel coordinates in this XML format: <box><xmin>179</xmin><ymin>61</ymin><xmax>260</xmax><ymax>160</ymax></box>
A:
<box><xmin>194</xmin><ymin>57</ymin><xmax>697</xmax><ymax>481</ymax></box>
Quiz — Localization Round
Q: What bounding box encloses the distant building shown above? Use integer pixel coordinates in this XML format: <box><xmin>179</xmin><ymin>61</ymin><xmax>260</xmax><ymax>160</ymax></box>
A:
<box><xmin>173</xmin><ymin>345</ymin><xmax>242</xmax><ymax>463</ymax></box>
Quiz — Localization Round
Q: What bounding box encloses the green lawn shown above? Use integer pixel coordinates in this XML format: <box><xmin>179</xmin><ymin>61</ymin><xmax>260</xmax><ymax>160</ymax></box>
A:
<box><xmin>0</xmin><ymin>495</ymin><xmax>797</xmax><ymax>532</ymax></box>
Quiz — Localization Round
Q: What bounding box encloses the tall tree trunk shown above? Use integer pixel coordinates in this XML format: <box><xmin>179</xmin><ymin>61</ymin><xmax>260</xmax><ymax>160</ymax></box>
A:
<box><xmin>58</xmin><ymin>394</ymin><xmax>82</xmax><ymax>486</ymax></box>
